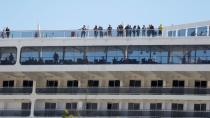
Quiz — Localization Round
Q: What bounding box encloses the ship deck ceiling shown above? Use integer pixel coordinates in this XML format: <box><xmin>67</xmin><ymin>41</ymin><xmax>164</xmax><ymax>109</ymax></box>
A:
<box><xmin>0</xmin><ymin>71</ymin><xmax>210</xmax><ymax>80</ymax></box>
<box><xmin>0</xmin><ymin>37</ymin><xmax>210</xmax><ymax>47</ymax></box>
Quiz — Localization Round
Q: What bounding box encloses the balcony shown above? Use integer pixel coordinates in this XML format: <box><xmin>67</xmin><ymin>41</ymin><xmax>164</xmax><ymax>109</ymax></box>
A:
<box><xmin>0</xmin><ymin>110</ymin><xmax>30</xmax><ymax>116</ymax></box>
<box><xmin>34</xmin><ymin>110</ymin><xmax>210</xmax><ymax>117</ymax></box>
<box><xmin>36</xmin><ymin>87</ymin><xmax>209</xmax><ymax>95</ymax></box>
<box><xmin>0</xmin><ymin>87</ymin><xmax>32</xmax><ymax>95</ymax></box>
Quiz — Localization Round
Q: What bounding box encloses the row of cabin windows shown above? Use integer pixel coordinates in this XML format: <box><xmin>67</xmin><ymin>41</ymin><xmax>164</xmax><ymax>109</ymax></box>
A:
<box><xmin>2</xmin><ymin>80</ymin><xmax>33</xmax><ymax>87</ymax></box>
<box><xmin>1</xmin><ymin>80</ymin><xmax>207</xmax><ymax>88</ymax></box>
<box><xmin>43</xmin><ymin>102</ymin><xmax>207</xmax><ymax>111</ymax></box>
<box><xmin>44</xmin><ymin>80</ymin><xmax>208</xmax><ymax>88</ymax></box>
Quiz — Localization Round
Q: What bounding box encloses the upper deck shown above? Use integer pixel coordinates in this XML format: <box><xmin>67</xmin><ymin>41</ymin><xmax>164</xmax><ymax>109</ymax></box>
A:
<box><xmin>0</xmin><ymin>21</ymin><xmax>210</xmax><ymax>72</ymax></box>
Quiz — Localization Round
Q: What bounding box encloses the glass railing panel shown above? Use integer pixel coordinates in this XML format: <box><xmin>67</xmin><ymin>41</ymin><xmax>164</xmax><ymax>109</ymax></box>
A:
<box><xmin>0</xmin><ymin>87</ymin><xmax>32</xmax><ymax>94</ymax></box>
<box><xmin>36</xmin><ymin>87</ymin><xmax>210</xmax><ymax>95</ymax></box>
<box><xmin>34</xmin><ymin>110</ymin><xmax>210</xmax><ymax>117</ymax></box>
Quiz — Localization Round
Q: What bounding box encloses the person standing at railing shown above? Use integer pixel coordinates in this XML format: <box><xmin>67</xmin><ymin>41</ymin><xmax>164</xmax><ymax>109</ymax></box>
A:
<box><xmin>142</xmin><ymin>25</ymin><xmax>146</xmax><ymax>36</ymax></box>
<box><xmin>98</xmin><ymin>26</ymin><xmax>103</xmax><ymax>37</ymax></box>
<box><xmin>5</xmin><ymin>27</ymin><xmax>10</xmax><ymax>38</ymax></box>
<box><xmin>133</xmin><ymin>25</ymin><xmax>137</xmax><ymax>37</ymax></box>
<box><xmin>125</xmin><ymin>25</ymin><xmax>130</xmax><ymax>37</ymax></box>
<box><xmin>81</xmin><ymin>25</ymin><xmax>87</xmax><ymax>38</ymax></box>
<box><xmin>158</xmin><ymin>24</ymin><xmax>163</xmax><ymax>36</ymax></box>
<box><xmin>136</xmin><ymin>25</ymin><xmax>141</xmax><ymax>37</ymax></box>
<box><xmin>107</xmin><ymin>25</ymin><xmax>112</xmax><ymax>37</ymax></box>
<box><xmin>1</xmin><ymin>28</ymin><xmax>6</xmax><ymax>38</ymax></box>
<box><xmin>93</xmin><ymin>25</ymin><xmax>98</xmax><ymax>38</ymax></box>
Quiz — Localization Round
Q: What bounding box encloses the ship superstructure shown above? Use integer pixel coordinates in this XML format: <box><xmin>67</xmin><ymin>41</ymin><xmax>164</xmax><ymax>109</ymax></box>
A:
<box><xmin>0</xmin><ymin>21</ymin><xmax>210</xmax><ymax>117</ymax></box>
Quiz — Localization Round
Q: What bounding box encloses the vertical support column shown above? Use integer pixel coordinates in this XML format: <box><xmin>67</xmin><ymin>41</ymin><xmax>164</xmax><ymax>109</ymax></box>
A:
<box><xmin>185</xmin><ymin>80</ymin><xmax>189</xmax><ymax>88</ymax></box>
<box><xmin>32</xmin><ymin>80</ymin><xmax>36</xmax><ymax>95</ymax></box>
<box><xmin>83</xmin><ymin>47</ymin><xmax>87</xmax><ymax>59</ymax></box>
<box><xmin>30</xmin><ymin>98</ymin><xmax>35</xmax><ymax>117</ymax></box>
<box><xmin>167</xmin><ymin>47</ymin><xmax>171</xmax><ymax>64</ymax></box>
<box><xmin>184</xmin><ymin>101</ymin><xmax>188</xmax><ymax>111</ymax></box>
<box><xmin>194</xmin><ymin>48</ymin><xmax>197</xmax><ymax>64</ymax></box>
<box><xmin>105</xmin><ymin>47</ymin><xmax>108</xmax><ymax>61</ymax></box>
<box><xmin>16</xmin><ymin>46</ymin><xmax>21</xmax><ymax>66</ymax></box>
<box><xmin>30</xmin><ymin>80</ymin><xmax>36</xmax><ymax>118</ymax></box>
<box><xmin>124</xmin><ymin>46</ymin><xmax>128</xmax><ymax>59</ymax></box>
<box><xmin>78</xmin><ymin>101</ymin><xmax>83</xmax><ymax>110</ymax></box>
<box><xmin>207</xmin><ymin>81</ymin><xmax>210</xmax><ymax>88</ymax></box>
<box><xmin>62</xmin><ymin>47</ymin><xmax>65</xmax><ymax>61</ymax></box>
<box><xmin>39</xmin><ymin>47</ymin><xmax>43</xmax><ymax>59</ymax></box>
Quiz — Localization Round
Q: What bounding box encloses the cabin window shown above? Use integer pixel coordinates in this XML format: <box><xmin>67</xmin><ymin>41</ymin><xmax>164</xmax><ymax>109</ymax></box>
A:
<box><xmin>109</xmin><ymin>80</ymin><xmax>120</xmax><ymax>87</ymax></box>
<box><xmin>107</xmin><ymin>103</ymin><xmax>119</xmax><ymax>110</ymax></box>
<box><xmin>66</xmin><ymin>103</ymin><xmax>77</xmax><ymax>110</ymax></box>
<box><xmin>67</xmin><ymin>80</ymin><xmax>78</xmax><ymax>87</ymax></box>
<box><xmin>150</xmin><ymin>103</ymin><xmax>162</xmax><ymax>110</ymax></box>
<box><xmin>3</xmin><ymin>80</ymin><xmax>14</xmax><ymax>87</ymax></box>
<box><xmin>128</xmin><ymin>103</ymin><xmax>140</xmax><ymax>110</ymax></box>
<box><xmin>171</xmin><ymin>103</ymin><xmax>183</xmax><ymax>110</ymax></box>
<box><xmin>23</xmin><ymin>80</ymin><xmax>33</xmax><ymax>87</ymax></box>
<box><xmin>194</xmin><ymin>104</ymin><xmax>206</xmax><ymax>111</ymax></box>
<box><xmin>88</xmin><ymin>80</ymin><xmax>99</xmax><ymax>87</ymax></box>
<box><xmin>46</xmin><ymin>80</ymin><xmax>58</xmax><ymax>87</ymax></box>
<box><xmin>129</xmin><ymin>80</ymin><xmax>141</xmax><ymax>87</ymax></box>
<box><xmin>173</xmin><ymin>80</ymin><xmax>185</xmax><ymax>87</ymax></box>
<box><xmin>45</xmin><ymin>102</ymin><xmax>56</xmax><ymax>110</ymax></box>
<box><xmin>86</xmin><ymin>103</ymin><xmax>97</xmax><ymax>110</ymax></box>
<box><xmin>151</xmin><ymin>80</ymin><xmax>163</xmax><ymax>87</ymax></box>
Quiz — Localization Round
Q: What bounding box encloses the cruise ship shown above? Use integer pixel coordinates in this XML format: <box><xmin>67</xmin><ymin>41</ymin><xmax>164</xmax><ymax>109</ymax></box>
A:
<box><xmin>0</xmin><ymin>20</ymin><xmax>210</xmax><ymax>118</ymax></box>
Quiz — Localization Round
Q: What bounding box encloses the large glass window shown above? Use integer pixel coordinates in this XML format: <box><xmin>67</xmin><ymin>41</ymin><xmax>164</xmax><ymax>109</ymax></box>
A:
<box><xmin>197</xmin><ymin>26</ymin><xmax>208</xmax><ymax>36</ymax></box>
<box><xmin>178</xmin><ymin>29</ymin><xmax>186</xmax><ymax>37</ymax></box>
<box><xmin>0</xmin><ymin>47</ymin><xmax>17</xmax><ymax>65</ymax></box>
<box><xmin>107</xmin><ymin>47</ymin><xmax>124</xmax><ymax>64</ymax></box>
<box><xmin>168</xmin><ymin>31</ymin><xmax>176</xmax><ymax>37</ymax></box>
<box><xmin>187</xmin><ymin>28</ymin><xmax>196</xmax><ymax>36</ymax></box>
<box><xmin>86</xmin><ymin>47</ymin><xmax>107</xmax><ymax>64</ymax></box>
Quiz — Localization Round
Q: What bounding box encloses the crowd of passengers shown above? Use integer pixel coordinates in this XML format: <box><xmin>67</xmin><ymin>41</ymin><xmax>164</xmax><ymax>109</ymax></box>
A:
<box><xmin>0</xmin><ymin>25</ymin><xmax>163</xmax><ymax>38</ymax></box>
<box><xmin>81</xmin><ymin>24</ymin><xmax>163</xmax><ymax>38</ymax></box>
<box><xmin>0</xmin><ymin>53</ymin><xmax>15</xmax><ymax>65</ymax></box>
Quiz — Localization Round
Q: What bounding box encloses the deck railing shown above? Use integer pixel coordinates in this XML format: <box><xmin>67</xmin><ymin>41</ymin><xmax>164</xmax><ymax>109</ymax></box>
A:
<box><xmin>36</xmin><ymin>87</ymin><xmax>209</xmax><ymax>95</ymax></box>
<box><xmin>0</xmin><ymin>87</ymin><xmax>32</xmax><ymax>95</ymax></box>
<box><xmin>34</xmin><ymin>110</ymin><xmax>210</xmax><ymax>117</ymax></box>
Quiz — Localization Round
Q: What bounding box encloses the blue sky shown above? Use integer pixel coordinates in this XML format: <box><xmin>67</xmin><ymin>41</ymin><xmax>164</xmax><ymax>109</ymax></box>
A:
<box><xmin>0</xmin><ymin>0</ymin><xmax>210</xmax><ymax>30</ymax></box>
